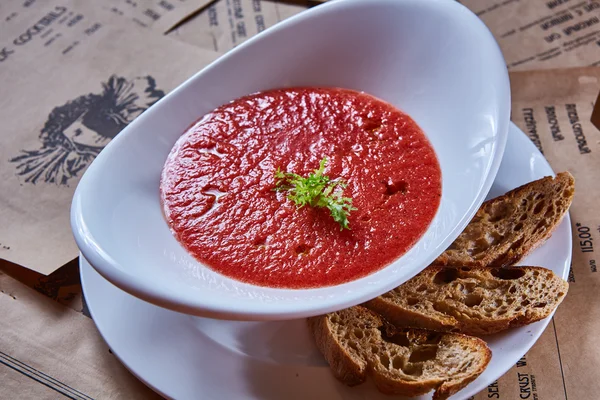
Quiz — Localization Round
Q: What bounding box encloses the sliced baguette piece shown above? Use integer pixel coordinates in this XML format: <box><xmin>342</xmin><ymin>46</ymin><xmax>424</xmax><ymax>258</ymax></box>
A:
<box><xmin>365</xmin><ymin>266</ymin><xmax>568</xmax><ymax>336</ymax></box>
<box><xmin>308</xmin><ymin>306</ymin><xmax>491</xmax><ymax>400</ymax></box>
<box><xmin>435</xmin><ymin>172</ymin><xmax>575</xmax><ymax>268</ymax></box>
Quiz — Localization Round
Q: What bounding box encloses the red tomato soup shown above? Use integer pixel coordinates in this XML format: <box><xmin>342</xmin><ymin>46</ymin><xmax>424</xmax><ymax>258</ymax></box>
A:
<box><xmin>160</xmin><ymin>88</ymin><xmax>441</xmax><ymax>288</ymax></box>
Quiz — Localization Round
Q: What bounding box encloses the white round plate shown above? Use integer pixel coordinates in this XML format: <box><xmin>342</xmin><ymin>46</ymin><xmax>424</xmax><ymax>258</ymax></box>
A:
<box><xmin>81</xmin><ymin>123</ymin><xmax>570</xmax><ymax>400</ymax></box>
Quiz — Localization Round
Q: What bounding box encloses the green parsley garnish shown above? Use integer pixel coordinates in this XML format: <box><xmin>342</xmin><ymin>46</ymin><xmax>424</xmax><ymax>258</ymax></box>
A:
<box><xmin>274</xmin><ymin>157</ymin><xmax>356</xmax><ymax>230</ymax></box>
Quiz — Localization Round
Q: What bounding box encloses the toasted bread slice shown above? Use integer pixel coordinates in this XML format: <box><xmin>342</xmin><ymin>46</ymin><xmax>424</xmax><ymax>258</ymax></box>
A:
<box><xmin>435</xmin><ymin>172</ymin><xmax>574</xmax><ymax>268</ymax></box>
<box><xmin>365</xmin><ymin>266</ymin><xmax>568</xmax><ymax>336</ymax></box>
<box><xmin>308</xmin><ymin>306</ymin><xmax>491</xmax><ymax>400</ymax></box>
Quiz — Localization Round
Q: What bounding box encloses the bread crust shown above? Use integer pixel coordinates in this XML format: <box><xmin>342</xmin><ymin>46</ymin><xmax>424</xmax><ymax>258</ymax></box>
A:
<box><xmin>365</xmin><ymin>266</ymin><xmax>569</xmax><ymax>336</ymax></box>
<box><xmin>435</xmin><ymin>172</ymin><xmax>575</xmax><ymax>268</ymax></box>
<box><xmin>307</xmin><ymin>309</ymin><xmax>368</xmax><ymax>386</ymax></box>
<box><xmin>308</xmin><ymin>306</ymin><xmax>491</xmax><ymax>400</ymax></box>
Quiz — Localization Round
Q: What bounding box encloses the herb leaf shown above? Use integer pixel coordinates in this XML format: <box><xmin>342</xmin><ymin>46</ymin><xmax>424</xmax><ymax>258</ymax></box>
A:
<box><xmin>274</xmin><ymin>157</ymin><xmax>356</xmax><ymax>230</ymax></box>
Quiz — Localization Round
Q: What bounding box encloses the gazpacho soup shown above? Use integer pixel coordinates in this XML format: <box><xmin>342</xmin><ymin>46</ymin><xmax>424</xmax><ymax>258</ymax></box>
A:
<box><xmin>160</xmin><ymin>88</ymin><xmax>441</xmax><ymax>289</ymax></box>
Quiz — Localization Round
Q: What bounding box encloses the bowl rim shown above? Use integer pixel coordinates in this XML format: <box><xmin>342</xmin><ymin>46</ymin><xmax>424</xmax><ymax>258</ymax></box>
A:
<box><xmin>70</xmin><ymin>0</ymin><xmax>510</xmax><ymax>320</ymax></box>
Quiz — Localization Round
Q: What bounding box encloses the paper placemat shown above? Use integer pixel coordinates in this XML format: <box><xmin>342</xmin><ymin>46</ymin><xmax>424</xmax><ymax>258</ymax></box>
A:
<box><xmin>168</xmin><ymin>0</ymin><xmax>313</xmax><ymax>53</ymax></box>
<box><xmin>101</xmin><ymin>0</ymin><xmax>213</xmax><ymax>33</ymax></box>
<box><xmin>460</xmin><ymin>0</ymin><xmax>600</xmax><ymax>71</ymax></box>
<box><xmin>0</xmin><ymin>0</ymin><xmax>217</xmax><ymax>275</ymax></box>
<box><xmin>2</xmin><ymin>1</ymin><xmax>600</xmax><ymax>399</ymax></box>
<box><xmin>0</xmin><ymin>268</ymin><xmax>161</xmax><ymax>400</ymax></box>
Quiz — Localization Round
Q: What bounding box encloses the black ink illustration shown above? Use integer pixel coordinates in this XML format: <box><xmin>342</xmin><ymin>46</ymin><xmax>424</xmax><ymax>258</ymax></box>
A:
<box><xmin>10</xmin><ymin>75</ymin><xmax>164</xmax><ymax>185</ymax></box>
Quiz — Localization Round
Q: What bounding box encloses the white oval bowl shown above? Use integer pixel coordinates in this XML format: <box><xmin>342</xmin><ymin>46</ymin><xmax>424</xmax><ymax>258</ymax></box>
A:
<box><xmin>71</xmin><ymin>0</ymin><xmax>510</xmax><ymax>320</ymax></box>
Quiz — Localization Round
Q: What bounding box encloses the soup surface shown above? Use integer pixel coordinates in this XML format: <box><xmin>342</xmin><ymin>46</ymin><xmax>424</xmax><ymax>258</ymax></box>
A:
<box><xmin>160</xmin><ymin>87</ymin><xmax>441</xmax><ymax>288</ymax></box>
